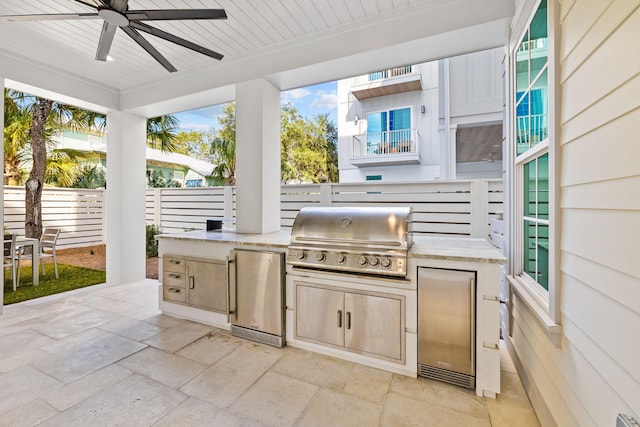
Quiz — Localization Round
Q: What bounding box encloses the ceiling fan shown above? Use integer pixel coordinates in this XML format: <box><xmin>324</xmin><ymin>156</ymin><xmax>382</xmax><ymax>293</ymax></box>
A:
<box><xmin>0</xmin><ymin>0</ymin><xmax>227</xmax><ymax>72</ymax></box>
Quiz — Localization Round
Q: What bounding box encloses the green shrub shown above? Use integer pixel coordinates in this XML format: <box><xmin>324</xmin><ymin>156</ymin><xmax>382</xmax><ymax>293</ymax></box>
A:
<box><xmin>146</xmin><ymin>224</ymin><xmax>161</xmax><ymax>257</ymax></box>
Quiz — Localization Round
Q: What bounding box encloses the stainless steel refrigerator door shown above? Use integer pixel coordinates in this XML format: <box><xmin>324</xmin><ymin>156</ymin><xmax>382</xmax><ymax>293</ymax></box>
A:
<box><xmin>229</xmin><ymin>249</ymin><xmax>284</xmax><ymax>336</ymax></box>
<box><xmin>418</xmin><ymin>268</ymin><xmax>475</xmax><ymax>376</ymax></box>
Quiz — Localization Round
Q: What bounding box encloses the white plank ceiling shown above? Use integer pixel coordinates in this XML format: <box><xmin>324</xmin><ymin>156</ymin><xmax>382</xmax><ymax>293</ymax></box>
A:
<box><xmin>0</xmin><ymin>0</ymin><xmax>513</xmax><ymax>112</ymax></box>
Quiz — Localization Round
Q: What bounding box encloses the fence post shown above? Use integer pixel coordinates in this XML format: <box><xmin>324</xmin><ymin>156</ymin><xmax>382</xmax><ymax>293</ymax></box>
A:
<box><xmin>320</xmin><ymin>184</ymin><xmax>332</xmax><ymax>206</ymax></box>
<box><xmin>153</xmin><ymin>188</ymin><xmax>162</xmax><ymax>227</ymax></box>
<box><xmin>223</xmin><ymin>186</ymin><xmax>234</xmax><ymax>218</ymax></box>
<box><xmin>470</xmin><ymin>180</ymin><xmax>489</xmax><ymax>239</ymax></box>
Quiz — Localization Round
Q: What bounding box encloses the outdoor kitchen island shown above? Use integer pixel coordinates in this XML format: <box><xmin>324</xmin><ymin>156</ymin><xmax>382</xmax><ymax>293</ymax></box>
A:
<box><xmin>156</xmin><ymin>229</ymin><xmax>506</xmax><ymax>398</ymax></box>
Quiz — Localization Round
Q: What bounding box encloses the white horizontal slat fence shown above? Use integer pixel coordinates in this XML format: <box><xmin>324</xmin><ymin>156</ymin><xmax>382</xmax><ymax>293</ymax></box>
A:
<box><xmin>280</xmin><ymin>179</ymin><xmax>503</xmax><ymax>238</ymax></box>
<box><xmin>4</xmin><ymin>180</ymin><xmax>502</xmax><ymax>250</ymax></box>
<box><xmin>3</xmin><ymin>186</ymin><xmax>105</xmax><ymax>249</ymax></box>
<box><xmin>148</xmin><ymin>179</ymin><xmax>503</xmax><ymax>239</ymax></box>
<box><xmin>149</xmin><ymin>186</ymin><xmax>235</xmax><ymax>233</ymax></box>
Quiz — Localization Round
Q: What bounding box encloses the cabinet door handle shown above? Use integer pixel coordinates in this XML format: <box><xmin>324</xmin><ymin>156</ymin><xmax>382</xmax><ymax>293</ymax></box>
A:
<box><xmin>227</xmin><ymin>255</ymin><xmax>237</xmax><ymax>323</ymax></box>
<box><xmin>189</xmin><ymin>276</ymin><xmax>195</xmax><ymax>289</ymax></box>
<box><xmin>168</xmin><ymin>273</ymin><xmax>181</xmax><ymax>279</ymax></box>
<box><xmin>346</xmin><ymin>311</ymin><xmax>351</xmax><ymax>330</ymax></box>
<box><xmin>337</xmin><ymin>310</ymin><xmax>342</xmax><ymax>328</ymax></box>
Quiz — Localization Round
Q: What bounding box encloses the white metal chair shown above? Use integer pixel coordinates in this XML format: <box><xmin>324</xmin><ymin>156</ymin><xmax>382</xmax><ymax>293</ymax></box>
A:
<box><xmin>39</xmin><ymin>228</ymin><xmax>61</xmax><ymax>279</ymax></box>
<box><xmin>4</xmin><ymin>234</ymin><xmax>18</xmax><ymax>291</ymax></box>
<box><xmin>16</xmin><ymin>227</ymin><xmax>62</xmax><ymax>282</ymax></box>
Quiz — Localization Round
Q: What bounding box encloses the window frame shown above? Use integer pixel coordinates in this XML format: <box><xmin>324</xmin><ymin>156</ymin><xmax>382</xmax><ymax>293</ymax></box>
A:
<box><xmin>508</xmin><ymin>0</ymin><xmax>561</xmax><ymax>327</ymax></box>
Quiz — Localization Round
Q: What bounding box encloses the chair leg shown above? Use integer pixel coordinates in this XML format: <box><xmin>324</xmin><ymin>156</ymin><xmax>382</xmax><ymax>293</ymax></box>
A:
<box><xmin>16</xmin><ymin>257</ymin><xmax>21</xmax><ymax>288</ymax></box>
<box><xmin>53</xmin><ymin>251</ymin><xmax>58</xmax><ymax>279</ymax></box>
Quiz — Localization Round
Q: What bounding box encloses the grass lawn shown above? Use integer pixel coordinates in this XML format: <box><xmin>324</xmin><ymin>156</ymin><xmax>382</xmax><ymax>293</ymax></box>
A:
<box><xmin>3</xmin><ymin>263</ymin><xmax>106</xmax><ymax>305</ymax></box>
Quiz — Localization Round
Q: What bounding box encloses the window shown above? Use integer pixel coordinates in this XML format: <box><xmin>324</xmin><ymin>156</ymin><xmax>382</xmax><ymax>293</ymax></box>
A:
<box><xmin>514</xmin><ymin>0</ymin><xmax>552</xmax><ymax>297</ymax></box>
<box><xmin>173</xmin><ymin>171</ymin><xmax>185</xmax><ymax>181</ymax></box>
<box><xmin>366</xmin><ymin>108</ymin><xmax>412</xmax><ymax>155</ymax></box>
<box><xmin>365</xmin><ymin>175</ymin><xmax>382</xmax><ymax>181</ymax></box>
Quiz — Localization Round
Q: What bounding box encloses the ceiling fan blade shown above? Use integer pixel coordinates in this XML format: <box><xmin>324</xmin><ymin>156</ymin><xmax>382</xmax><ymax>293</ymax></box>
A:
<box><xmin>0</xmin><ymin>13</ymin><xmax>99</xmax><ymax>22</ymax></box>
<box><xmin>72</xmin><ymin>0</ymin><xmax>106</xmax><ymax>8</ymax></box>
<box><xmin>95</xmin><ymin>21</ymin><xmax>118</xmax><ymax>61</ymax></box>
<box><xmin>129</xmin><ymin>21</ymin><xmax>223</xmax><ymax>60</ymax></box>
<box><xmin>109</xmin><ymin>0</ymin><xmax>130</xmax><ymax>13</ymax></box>
<box><xmin>121</xmin><ymin>26</ymin><xmax>177</xmax><ymax>73</ymax></box>
<box><xmin>126</xmin><ymin>9</ymin><xmax>227</xmax><ymax>21</ymax></box>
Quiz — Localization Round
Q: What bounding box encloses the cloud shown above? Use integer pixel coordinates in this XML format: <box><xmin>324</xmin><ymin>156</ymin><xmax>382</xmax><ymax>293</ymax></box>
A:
<box><xmin>281</xmin><ymin>88</ymin><xmax>311</xmax><ymax>101</ymax></box>
<box><xmin>177</xmin><ymin>122</ymin><xmax>215</xmax><ymax>132</ymax></box>
<box><xmin>309</xmin><ymin>91</ymin><xmax>338</xmax><ymax>110</ymax></box>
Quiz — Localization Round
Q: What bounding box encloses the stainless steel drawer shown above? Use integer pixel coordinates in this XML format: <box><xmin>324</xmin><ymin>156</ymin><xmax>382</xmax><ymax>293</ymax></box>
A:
<box><xmin>163</xmin><ymin>256</ymin><xmax>186</xmax><ymax>273</ymax></box>
<box><xmin>163</xmin><ymin>285</ymin><xmax>186</xmax><ymax>303</ymax></box>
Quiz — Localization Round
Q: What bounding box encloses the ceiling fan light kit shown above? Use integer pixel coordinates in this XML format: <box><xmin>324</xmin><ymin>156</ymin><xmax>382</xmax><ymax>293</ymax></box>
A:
<box><xmin>0</xmin><ymin>0</ymin><xmax>227</xmax><ymax>72</ymax></box>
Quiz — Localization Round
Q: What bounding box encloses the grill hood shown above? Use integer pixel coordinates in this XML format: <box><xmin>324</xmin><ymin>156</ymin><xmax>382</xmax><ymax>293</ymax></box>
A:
<box><xmin>290</xmin><ymin>206</ymin><xmax>412</xmax><ymax>251</ymax></box>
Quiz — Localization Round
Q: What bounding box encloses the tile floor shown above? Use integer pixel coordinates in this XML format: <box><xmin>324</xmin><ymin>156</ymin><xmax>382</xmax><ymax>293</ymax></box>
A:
<box><xmin>0</xmin><ymin>280</ymin><xmax>540</xmax><ymax>426</ymax></box>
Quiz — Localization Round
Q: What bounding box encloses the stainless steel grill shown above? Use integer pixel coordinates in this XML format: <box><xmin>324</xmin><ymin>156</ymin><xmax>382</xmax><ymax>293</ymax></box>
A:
<box><xmin>287</xmin><ymin>206</ymin><xmax>412</xmax><ymax>277</ymax></box>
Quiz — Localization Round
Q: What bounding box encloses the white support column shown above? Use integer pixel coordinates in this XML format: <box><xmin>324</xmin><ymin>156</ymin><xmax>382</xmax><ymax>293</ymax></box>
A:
<box><xmin>0</xmin><ymin>76</ymin><xmax>5</xmax><ymax>312</ymax></box>
<box><xmin>105</xmin><ymin>111</ymin><xmax>147</xmax><ymax>284</ymax></box>
<box><xmin>235</xmin><ymin>78</ymin><xmax>281</xmax><ymax>234</ymax></box>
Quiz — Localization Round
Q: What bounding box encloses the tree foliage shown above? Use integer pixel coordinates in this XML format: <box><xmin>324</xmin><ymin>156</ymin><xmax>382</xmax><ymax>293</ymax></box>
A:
<box><xmin>208</xmin><ymin>103</ymin><xmax>237</xmax><ymax>186</ymax></box>
<box><xmin>197</xmin><ymin>101</ymin><xmax>338</xmax><ymax>185</ymax></box>
<box><xmin>280</xmin><ymin>103</ymin><xmax>338</xmax><ymax>183</ymax></box>
<box><xmin>71</xmin><ymin>164</ymin><xmax>106</xmax><ymax>189</ymax></box>
<box><xmin>3</xmin><ymin>89</ymin><xmax>180</xmax><ymax>238</ymax></box>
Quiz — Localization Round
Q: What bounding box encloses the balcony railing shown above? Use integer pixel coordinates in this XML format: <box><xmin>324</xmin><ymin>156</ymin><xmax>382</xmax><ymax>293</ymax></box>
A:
<box><xmin>352</xmin><ymin>129</ymin><xmax>417</xmax><ymax>158</ymax></box>
<box><xmin>516</xmin><ymin>114</ymin><xmax>548</xmax><ymax>145</ymax></box>
<box><xmin>368</xmin><ymin>66</ymin><xmax>413</xmax><ymax>82</ymax></box>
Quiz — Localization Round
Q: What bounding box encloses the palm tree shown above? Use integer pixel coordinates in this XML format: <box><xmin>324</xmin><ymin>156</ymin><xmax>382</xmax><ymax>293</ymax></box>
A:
<box><xmin>45</xmin><ymin>148</ymin><xmax>87</xmax><ymax>187</ymax></box>
<box><xmin>3</xmin><ymin>90</ymin><xmax>32</xmax><ymax>185</ymax></box>
<box><xmin>209</xmin><ymin>103</ymin><xmax>236</xmax><ymax>186</ymax></box>
<box><xmin>4</xmin><ymin>90</ymin><xmax>102</xmax><ymax>238</ymax></box>
<box><xmin>147</xmin><ymin>115</ymin><xmax>180</xmax><ymax>152</ymax></box>
<box><xmin>210</xmin><ymin>137</ymin><xmax>236</xmax><ymax>186</ymax></box>
<box><xmin>72</xmin><ymin>164</ymin><xmax>106</xmax><ymax>189</ymax></box>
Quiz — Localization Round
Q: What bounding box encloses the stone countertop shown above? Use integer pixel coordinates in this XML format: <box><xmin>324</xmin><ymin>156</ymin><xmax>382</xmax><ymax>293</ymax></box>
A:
<box><xmin>410</xmin><ymin>235</ymin><xmax>507</xmax><ymax>264</ymax></box>
<box><xmin>158</xmin><ymin>230</ymin><xmax>507</xmax><ymax>264</ymax></box>
<box><xmin>156</xmin><ymin>229</ymin><xmax>291</xmax><ymax>248</ymax></box>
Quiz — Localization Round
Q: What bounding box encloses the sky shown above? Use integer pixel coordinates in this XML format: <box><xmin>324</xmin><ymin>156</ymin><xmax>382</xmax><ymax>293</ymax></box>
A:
<box><xmin>173</xmin><ymin>81</ymin><xmax>338</xmax><ymax>132</ymax></box>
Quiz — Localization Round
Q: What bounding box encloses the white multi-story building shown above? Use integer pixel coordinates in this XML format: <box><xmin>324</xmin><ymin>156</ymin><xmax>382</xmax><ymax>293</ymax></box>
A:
<box><xmin>337</xmin><ymin>47</ymin><xmax>504</xmax><ymax>182</ymax></box>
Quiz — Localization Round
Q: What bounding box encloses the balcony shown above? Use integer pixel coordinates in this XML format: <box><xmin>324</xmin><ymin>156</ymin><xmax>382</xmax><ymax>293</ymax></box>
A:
<box><xmin>350</xmin><ymin>66</ymin><xmax>423</xmax><ymax>100</ymax></box>
<box><xmin>350</xmin><ymin>129</ymin><xmax>420</xmax><ymax>166</ymax></box>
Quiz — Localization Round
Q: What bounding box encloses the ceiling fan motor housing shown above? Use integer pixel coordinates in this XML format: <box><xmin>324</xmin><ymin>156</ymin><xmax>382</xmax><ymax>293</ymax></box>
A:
<box><xmin>97</xmin><ymin>7</ymin><xmax>129</xmax><ymax>27</ymax></box>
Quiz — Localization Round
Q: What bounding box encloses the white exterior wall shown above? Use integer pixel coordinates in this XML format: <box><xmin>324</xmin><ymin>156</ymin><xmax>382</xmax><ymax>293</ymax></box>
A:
<box><xmin>338</xmin><ymin>51</ymin><xmax>504</xmax><ymax>183</ymax></box>
<box><xmin>507</xmin><ymin>1</ymin><xmax>640</xmax><ymax>426</ymax></box>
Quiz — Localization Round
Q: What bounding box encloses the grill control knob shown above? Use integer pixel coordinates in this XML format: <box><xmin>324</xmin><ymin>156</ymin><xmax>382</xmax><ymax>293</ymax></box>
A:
<box><xmin>315</xmin><ymin>252</ymin><xmax>326</xmax><ymax>262</ymax></box>
<box><xmin>295</xmin><ymin>250</ymin><xmax>306</xmax><ymax>260</ymax></box>
<box><xmin>358</xmin><ymin>256</ymin><xmax>368</xmax><ymax>266</ymax></box>
<box><xmin>336</xmin><ymin>253</ymin><xmax>346</xmax><ymax>264</ymax></box>
<box><xmin>380</xmin><ymin>257</ymin><xmax>392</xmax><ymax>268</ymax></box>
<box><xmin>368</xmin><ymin>256</ymin><xmax>379</xmax><ymax>266</ymax></box>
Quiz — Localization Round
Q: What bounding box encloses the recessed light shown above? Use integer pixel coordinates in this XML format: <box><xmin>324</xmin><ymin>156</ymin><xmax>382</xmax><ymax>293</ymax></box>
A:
<box><xmin>106</xmin><ymin>55</ymin><xmax>115</xmax><ymax>62</ymax></box>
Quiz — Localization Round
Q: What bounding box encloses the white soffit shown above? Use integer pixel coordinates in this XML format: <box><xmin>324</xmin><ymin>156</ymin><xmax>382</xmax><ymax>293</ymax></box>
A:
<box><xmin>0</xmin><ymin>0</ymin><xmax>513</xmax><ymax>115</ymax></box>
